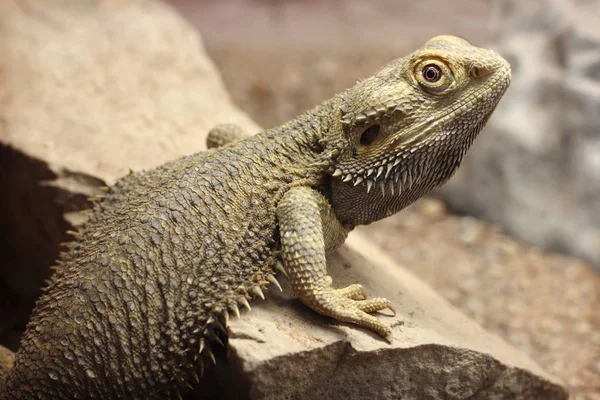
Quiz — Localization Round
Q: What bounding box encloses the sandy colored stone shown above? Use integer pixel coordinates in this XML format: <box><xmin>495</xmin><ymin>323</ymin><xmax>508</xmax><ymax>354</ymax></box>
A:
<box><xmin>361</xmin><ymin>198</ymin><xmax>600</xmax><ymax>400</ymax></box>
<box><xmin>0</xmin><ymin>0</ymin><xmax>258</xmax><ymax>186</ymax></box>
<box><xmin>207</xmin><ymin>233</ymin><xmax>566</xmax><ymax>399</ymax></box>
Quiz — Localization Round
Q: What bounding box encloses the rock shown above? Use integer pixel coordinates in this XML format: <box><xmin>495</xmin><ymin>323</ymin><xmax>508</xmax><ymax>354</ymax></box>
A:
<box><xmin>361</xmin><ymin>199</ymin><xmax>600</xmax><ymax>397</ymax></box>
<box><xmin>0</xmin><ymin>0</ymin><xmax>568</xmax><ymax>398</ymax></box>
<box><xmin>207</xmin><ymin>233</ymin><xmax>566</xmax><ymax>399</ymax></box>
<box><xmin>438</xmin><ymin>0</ymin><xmax>600</xmax><ymax>267</ymax></box>
<box><xmin>0</xmin><ymin>0</ymin><xmax>258</xmax><ymax>186</ymax></box>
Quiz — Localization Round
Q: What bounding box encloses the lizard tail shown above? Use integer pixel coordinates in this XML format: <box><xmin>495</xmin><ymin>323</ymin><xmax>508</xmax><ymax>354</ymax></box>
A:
<box><xmin>0</xmin><ymin>345</ymin><xmax>15</xmax><ymax>392</ymax></box>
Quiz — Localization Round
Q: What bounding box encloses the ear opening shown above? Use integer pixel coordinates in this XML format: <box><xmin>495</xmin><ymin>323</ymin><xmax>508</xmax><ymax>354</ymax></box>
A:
<box><xmin>360</xmin><ymin>125</ymin><xmax>381</xmax><ymax>146</ymax></box>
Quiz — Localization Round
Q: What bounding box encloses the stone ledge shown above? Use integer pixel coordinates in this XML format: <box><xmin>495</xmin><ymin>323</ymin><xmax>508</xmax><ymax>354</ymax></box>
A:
<box><xmin>206</xmin><ymin>233</ymin><xmax>567</xmax><ymax>399</ymax></box>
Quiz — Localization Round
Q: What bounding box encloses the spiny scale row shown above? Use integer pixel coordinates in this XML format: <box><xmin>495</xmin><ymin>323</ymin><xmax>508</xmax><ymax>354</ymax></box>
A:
<box><xmin>333</xmin><ymin>161</ymin><xmax>421</xmax><ymax>196</ymax></box>
<box><xmin>173</xmin><ymin>267</ymin><xmax>285</xmax><ymax>396</ymax></box>
<box><xmin>333</xmin><ymin>155</ymin><xmax>402</xmax><ymax>181</ymax></box>
<box><xmin>193</xmin><ymin>265</ymin><xmax>285</xmax><ymax>364</ymax></box>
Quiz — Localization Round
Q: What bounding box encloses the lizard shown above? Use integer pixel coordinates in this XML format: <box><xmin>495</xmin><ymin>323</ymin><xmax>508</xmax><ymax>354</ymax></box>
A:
<box><xmin>0</xmin><ymin>35</ymin><xmax>510</xmax><ymax>399</ymax></box>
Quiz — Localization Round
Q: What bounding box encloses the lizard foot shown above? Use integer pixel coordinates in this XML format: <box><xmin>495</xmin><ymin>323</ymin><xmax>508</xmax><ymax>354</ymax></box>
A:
<box><xmin>314</xmin><ymin>282</ymin><xmax>396</xmax><ymax>343</ymax></box>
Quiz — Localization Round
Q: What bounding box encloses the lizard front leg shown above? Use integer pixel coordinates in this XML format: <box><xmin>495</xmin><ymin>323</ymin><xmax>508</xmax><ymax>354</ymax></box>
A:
<box><xmin>206</xmin><ymin>123</ymin><xmax>248</xmax><ymax>149</ymax></box>
<box><xmin>277</xmin><ymin>186</ymin><xmax>396</xmax><ymax>342</ymax></box>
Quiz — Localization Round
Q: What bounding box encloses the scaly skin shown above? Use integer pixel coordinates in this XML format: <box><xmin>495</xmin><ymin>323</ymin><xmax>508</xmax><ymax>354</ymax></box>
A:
<box><xmin>0</xmin><ymin>36</ymin><xmax>510</xmax><ymax>399</ymax></box>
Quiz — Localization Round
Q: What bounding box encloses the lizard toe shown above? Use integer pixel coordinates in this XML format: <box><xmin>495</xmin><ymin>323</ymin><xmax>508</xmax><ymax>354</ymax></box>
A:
<box><xmin>334</xmin><ymin>283</ymin><xmax>368</xmax><ymax>300</ymax></box>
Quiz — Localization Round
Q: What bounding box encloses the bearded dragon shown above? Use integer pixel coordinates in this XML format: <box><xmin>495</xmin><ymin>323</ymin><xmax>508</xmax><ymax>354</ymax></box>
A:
<box><xmin>0</xmin><ymin>35</ymin><xmax>511</xmax><ymax>399</ymax></box>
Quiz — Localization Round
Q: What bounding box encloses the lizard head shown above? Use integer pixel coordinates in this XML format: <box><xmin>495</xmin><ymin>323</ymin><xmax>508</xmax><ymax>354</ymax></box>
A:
<box><xmin>328</xmin><ymin>35</ymin><xmax>511</xmax><ymax>226</ymax></box>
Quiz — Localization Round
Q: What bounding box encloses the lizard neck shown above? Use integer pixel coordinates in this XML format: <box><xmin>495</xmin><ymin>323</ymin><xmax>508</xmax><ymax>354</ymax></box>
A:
<box><xmin>280</xmin><ymin>98</ymin><xmax>341</xmax><ymax>145</ymax></box>
<box><xmin>257</xmin><ymin>97</ymin><xmax>345</xmax><ymax>177</ymax></box>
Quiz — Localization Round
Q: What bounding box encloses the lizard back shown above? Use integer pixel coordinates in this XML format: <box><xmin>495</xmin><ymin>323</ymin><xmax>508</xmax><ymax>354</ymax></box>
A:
<box><xmin>4</xmin><ymin>125</ymin><xmax>326</xmax><ymax>399</ymax></box>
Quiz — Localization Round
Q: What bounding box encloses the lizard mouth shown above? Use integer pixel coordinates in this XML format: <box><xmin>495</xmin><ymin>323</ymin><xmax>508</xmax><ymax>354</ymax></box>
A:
<box><xmin>331</xmin><ymin>67</ymin><xmax>511</xmax><ymax>196</ymax></box>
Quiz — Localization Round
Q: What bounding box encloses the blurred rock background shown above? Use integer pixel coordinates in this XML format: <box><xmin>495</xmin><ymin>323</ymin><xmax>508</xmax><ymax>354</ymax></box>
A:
<box><xmin>0</xmin><ymin>0</ymin><xmax>597</xmax><ymax>398</ymax></box>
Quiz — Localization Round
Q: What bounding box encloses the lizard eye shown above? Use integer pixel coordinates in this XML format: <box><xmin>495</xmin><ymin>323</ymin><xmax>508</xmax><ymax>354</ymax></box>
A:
<box><xmin>415</xmin><ymin>59</ymin><xmax>454</xmax><ymax>94</ymax></box>
<box><xmin>423</xmin><ymin>64</ymin><xmax>442</xmax><ymax>82</ymax></box>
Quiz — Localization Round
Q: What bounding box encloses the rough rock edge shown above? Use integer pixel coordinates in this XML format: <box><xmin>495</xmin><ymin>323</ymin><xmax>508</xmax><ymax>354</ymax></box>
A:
<box><xmin>200</xmin><ymin>233</ymin><xmax>568</xmax><ymax>399</ymax></box>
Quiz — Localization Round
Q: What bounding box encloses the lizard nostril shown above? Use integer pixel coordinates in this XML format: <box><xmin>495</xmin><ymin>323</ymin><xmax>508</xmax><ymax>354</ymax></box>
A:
<box><xmin>360</xmin><ymin>125</ymin><xmax>380</xmax><ymax>146</ymax></box>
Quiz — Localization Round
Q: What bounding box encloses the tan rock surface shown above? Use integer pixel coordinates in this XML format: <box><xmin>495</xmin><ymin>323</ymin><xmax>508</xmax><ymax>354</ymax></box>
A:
<box><xmin>0</xmin><ymin>0</ymin><xmax>258</xmax><ymax>186</ymax></box>
<box><xmin>361</xmin><ymin>199</ymin><xmax>600</xmax><ymax>400</ymax></box>
<box><xmin>210</xmin><ymin>233</ymin><xmax>567</xmax><ymax>399</ymax></box>
<box><xmin>0</xmin><ymin>0</ymin><xmax>569</xmax><ymax>398</ymax></box>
